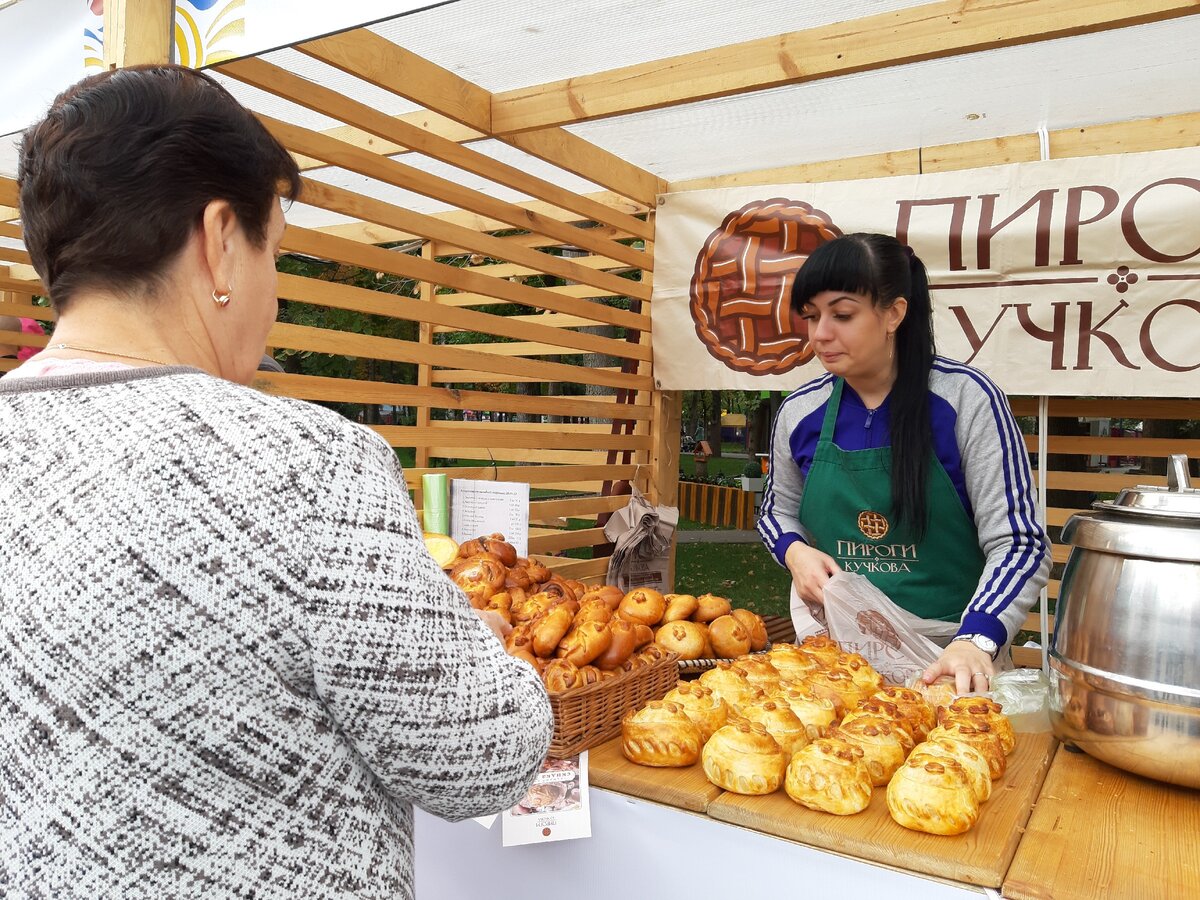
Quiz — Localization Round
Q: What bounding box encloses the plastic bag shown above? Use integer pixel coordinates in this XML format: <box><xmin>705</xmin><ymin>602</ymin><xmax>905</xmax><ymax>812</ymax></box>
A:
<box><xmin>990</xmin><ymin>667</ymin><xmax>1052</xmax><ymax>732</ymax></box>
<box><xmin>817</xmin><ymin>572</ymin><xmax>952</xmax><ymax>686</ymax></box>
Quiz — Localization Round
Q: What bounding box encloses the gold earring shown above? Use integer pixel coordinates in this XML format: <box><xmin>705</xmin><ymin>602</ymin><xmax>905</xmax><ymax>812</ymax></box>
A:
<box><xmin>212</xmin><ymin>288</ymin><xmax>232</xmax><ymax>307</ymax></box>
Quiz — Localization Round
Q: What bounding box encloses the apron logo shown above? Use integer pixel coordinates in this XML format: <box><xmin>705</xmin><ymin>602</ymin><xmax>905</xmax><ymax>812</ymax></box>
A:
<box><xmin>857</xmin><ymin>510</ymin><xmax>889</xmax><ymax>540</ymax></box>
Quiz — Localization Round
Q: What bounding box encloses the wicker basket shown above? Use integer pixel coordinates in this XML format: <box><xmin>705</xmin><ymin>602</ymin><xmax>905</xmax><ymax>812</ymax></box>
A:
<box><xmin>547</xmin><ymin>651</ymin><xmax>680</xmax><ymax>758</ymax></box>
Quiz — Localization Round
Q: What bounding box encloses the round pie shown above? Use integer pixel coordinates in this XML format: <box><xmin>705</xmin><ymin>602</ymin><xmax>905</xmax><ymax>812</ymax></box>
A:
<box><xmin>702</xmin><ymin>721</ymin><xmax>788</xmax><ymax>795</ymax></box>
<box><xmin>784</xmin><ymin>737</ymin><xmax>872</xmax><ymax>815</ymax></box>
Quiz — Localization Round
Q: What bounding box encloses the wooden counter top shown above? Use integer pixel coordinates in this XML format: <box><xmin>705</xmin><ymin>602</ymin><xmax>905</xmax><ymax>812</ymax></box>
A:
<box><xmin>1004</xmin><ymin>746</ymin><xmax>1200</xmax><ymax>900</ymax></box>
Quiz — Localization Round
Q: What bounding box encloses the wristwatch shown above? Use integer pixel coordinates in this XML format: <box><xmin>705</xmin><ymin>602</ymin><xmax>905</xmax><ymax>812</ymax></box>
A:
<box><xmin>951</xmin><ymin>633</ymin><xmax>1000</xmax><ymax>660</ymax></box>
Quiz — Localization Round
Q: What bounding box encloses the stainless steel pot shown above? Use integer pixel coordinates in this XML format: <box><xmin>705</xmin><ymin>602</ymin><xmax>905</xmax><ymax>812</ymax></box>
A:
<box><xmin>1049</xmin><ymin>454</ymin><xmax>1200</xmax><ymax>789</ymax></box>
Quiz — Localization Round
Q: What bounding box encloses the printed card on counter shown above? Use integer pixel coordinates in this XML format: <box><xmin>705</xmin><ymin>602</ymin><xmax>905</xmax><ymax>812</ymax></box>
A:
<box><xmin>501</xmin><ymin>752</ymin><xmax>591</xmax><ymax>847</ymax></box>
<box><xmin>450</xmin><ymin>478</ymin><xmax>530</xmax><ymax>558</ymax></box>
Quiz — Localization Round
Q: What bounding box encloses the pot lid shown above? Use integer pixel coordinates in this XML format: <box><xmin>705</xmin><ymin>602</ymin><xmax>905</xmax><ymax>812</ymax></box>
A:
<box><xmin>1093</xmin><ymin>454</ymin><xmax>1200</xmax><ymax>521</ymax></box>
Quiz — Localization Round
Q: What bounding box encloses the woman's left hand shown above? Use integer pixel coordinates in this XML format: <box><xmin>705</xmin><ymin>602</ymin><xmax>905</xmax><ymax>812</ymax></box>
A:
<box><xmin>921</xmin><ymin>641</ymin><xmax>994</xmax><ymax>695</ymax></box>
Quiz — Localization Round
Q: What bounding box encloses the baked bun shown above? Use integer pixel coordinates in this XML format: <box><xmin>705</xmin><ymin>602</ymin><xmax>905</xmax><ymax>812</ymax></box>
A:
<box><xmin>451</xmin><ymin>554</ymin><xmax>507</xmax><ymax>594</ymax></box>
<box><xmin>661</xmin><ymin>594</ymin><xmax>699</xmax><ymax>623</ymax></box>
<box><xmin>731</xmin><ymin>608</ymin><xmax>769</xmax><ymax>651</ymax></box>
<box><xmin>622</xmin><ymin>701</ymin><xmax>702</xmax><ymax>767</ymax></box>
<box><xmin>573</xmin><ymin>598</ymin><xmax>613</xmax><ymax>629</ymax></box>
<box><xmin>654</xmin><ymin>620</ymin><xmax>709</xmax><ymax>661</ymax></box>
<box><xmin>940</xmin><ymin>698</ymin><xmax>1016</xmax><ymax>755</ymax></box>
<box><xmin>766</xmin><ymin>644</ymin><xmax>821</xmax><ymax>681</ymax></box>
<box><xmin>541</xmin><ymin>658</ymin><xmax>581</xmax><ymax>693</ymax></box>
<box><xmin>458</xmin><ymin>533</ymin><xmax>517</xmax><ymax>567</ymax></box>
<box><xmin>422</xmin><ymin>532</ymin><xmax>460</xmax><ymax>569</ymax></box>
<box><xmin>926</xmin><ymin>722</ymin><xmax>1007</xmax><ymax>779</ymax></box>
<box><xmin>732</xmin><ymin>656</ymin><xmax>783</xmax><ymax>693</ymax></box>
<box><xmin>555</xmin><ymin>621</ymin><xmax>613</xmax><ymax>668</ymax></box>
<box><xmin>693</xmin><ymin>593</ymin><xmax>732</xmax><ymax>623</ymax></box>
<box><xmin>508</xmin><ymin>645</ymin><xmax>539</xmax><ymax>670</ymax></box>
<box><xmin>840</xmin><ymin>699</ymin><xmax>916</xmax><ymax>752</ymax></box>
<box><xmin>740</xmin><ymin>698</ymin><xmax>809</xmax><ymax>756</ymax></box>
<box><xmin>531</xmin><ymin>603</ymin><xmax>574</xmax><ymax>657</ymax></box>
<box><xmin>702</xmin><ymin>721</ymin><xmax>788</xmax><ymax>795</ymax></box>
<box><xmin>873</xmin><ymin>687</ymin><xmax>937</xmax><ymax>741</ymax></box>
<box><xmin>834</xmin><ymin>715</ymin><xmax>908</xmax><ymax>786</ymax></box>
<box><xmin>540</xmin><ymin>577</ymin><xmax>578</xmax><ymax>605</ymax></box>
<box><xmin>663</xmin><ymin>681</ymin><xmax>728</xmax><ymax>742</ymax></box>
<box><xmin>593</xmin><ymin>619</ymin><xmax>640</xmax><ymax>670</ymax></box>
<box><xmin>579</xmin><ymin>585</ymin><xmax>624</xmax><ymax>611</ymax></box>
<box><xmin>798</xmin><ymin>634</ymin><xmax>843</xmax><ymax>667</ymax></box>
<box><xmin>631</xmin><ymin>623</ymin><xmax>655</xmax><ymax>650</ymax></box>
<box><xmin>837</xmin><ymin>653</ymin><xmax>884</xmax><ymax>694</ymax></box>
<box><xmin>504</xmin><ymin>566</ymin><xmax>533</xmax><ymax>591</ymax></box>
<box><xmin>913</xmin><ymin>678</ymin><xmax>958</xmax><ymax>714</ymax></box>
<box><xmin>458</xmin><ymin>582</ymin><xmax>494</xmax><ymax>610</ymax></box>
<box><xmin>708</xmin><ymin>615</ymin><xmax>751</xmax><ymax>659</ymax></box>
<box><xmin>505</xmin><ymin>622</ymin><xmax>534</xmax><ymax>656</ymax></box>
<box><xmin>916</xmin><ymin>738</ymin><xmax>992</xmax><ymax>803</ymax></box>
<box><xmin>807</xmin><ymin>667</ymin><xmax>868</xmax><ymax>718</ymax></box>
<box><xmin>523</xmin><ymin>559</ymin><xmax>551</xmax><ymax>583</ymax></box>
<box><xmin>511</xmin><ymin>592</ymin><xmax>562</xmax><ymax>624</ymax></box>
<box><xmin>772</xmin><ymin>686</ymin><xmax>839</xmax><ymax>741</ymax></box>
<box><xmin>784</xmin><ymin>737</ymin><xmax>873</xmax><ymax>815</ymax></box>
<box><xmin>577</xmin><ymin>664</ymin><xmax>603</xmax><ymax>686</ymax></box>
<box><xmin>618</xmin><ymin>588</ymin><xmax>667</xmax><ymax>626</ymax></box>
<box><xmin>482</xmin><ymin>591</ymin><xmax>513</xmax><ymax>624</ymax></box>
<box><xmin>887</xmin><ymin>751</ymin><xmax>980</xmax><ymax>835</ymax></box>
<box><xmin>698</xmin><ymin>662</ymin><xmax>764</xmax><ymax>715</ymax></box>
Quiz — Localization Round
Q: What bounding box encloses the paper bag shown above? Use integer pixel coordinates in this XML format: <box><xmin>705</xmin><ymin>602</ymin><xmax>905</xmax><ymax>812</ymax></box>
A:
<box><xmin>603</xmin><ymin>487</ymin><xmax>678</xmax><ymax>593</ymax></box>
<box><xmin>819</xmin><ymin>572</ymin><xmax>956</xmax><ymax>686</ymax></box>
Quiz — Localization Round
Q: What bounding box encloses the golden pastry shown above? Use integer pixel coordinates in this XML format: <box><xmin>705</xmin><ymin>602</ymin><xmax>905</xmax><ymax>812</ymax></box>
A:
<box><xmin>540</xmin><ymin>577</ymin><xmax>579</xmax><ymax>605</ymax></box>
<box><xmin>631</xmin><ymin>623</ymin><xmax>655</xmax><ymax>650</ymax></box>
<box><xmin>771</xmin><ymin>686</ymin><xmax>839</xmax><ymax>741</ymax></box>
<box><xmin>622</xmin><ymin>701</ymin><xmax>702</xmax><ymax>767</ymax></box>
<box><xmin>887</xmin><ymin>751</ymin><xmax>980</xmax><ymax>835</ymax></box>
<box><xmin>541</xmin><ymin>658</ymin><xmax>581</xmax><ymax>693</ymax></box>
<box><xmin>698</xmin><ymin>662</ymin><xmax>764</xmax><ymax>715</ymax></box>
<box><xmin>572</xmin><ymin>598</ymin><xmax>613</xmax><ymax>629</ymax></box>
<box><xmin>522</xmin><ymin>558</ymin><xmax>551</xmax><ymax>584</ymax></box>
<box><xmin>708</xmin><ymin>615</ymin><xmax>751</xmax><ymax>659</ymax></box>
<box><xmin>482</xmin><ymin>591</ymin><xmax>513</xmax><ymax>625</ymax></box>
<box><xmin>661</xmin><ymin>593</ymin><xmax>699</xmax><ymax>623</ymax></box>
<box><xmin>731</xmin><ymin>608</ymin><xmax>769</xmax><ymax>652</ymax></box>
<box><xmin>939</xmin><ymin>697</ymin><xmax>1016</xmax><ymax>755</ymax></box>
<box><xmin>766</xmin><ymin>644</ymin><xmax>821</xmax><ymax>681</ymax></box>
<box><xmin>834</xmin><ymin>716</ymin><xmax>908</xmax><ymax>786</ymax></box>
<box><xmin>451</xmin><ymin>554</ymin><xmax>507</xmax><ymax>594</ymax></box>
<box><xmin>565</xmin><ymin>579</ymin><xmax>589</xmax><ymax>600</ymax></box>
<box><xmin>654</xmin><ymin>620</ymin><xmax>710</xmax><ymax>661</ymax></box>
<box><xmin>873</xmin><ymin>686</ymin><xmax>937</xmax><ymax>741</ymax></box>
<box><xmin>422</xmin><ymin>532</ymin><xmax>460</xmax><ymax>569</ymax></box>
<box><xmin>702</xmin><ymin>721</ymin><xmax>788</xmax><ymax>795</ymax></box>
<box><xmin>617</xmin><ymin>588</ymin><xmax>667</xmax><ymax>626</ymax></box>
<box><xmin>555</xmin><ymin>621</ymin><xmax>613</xmax><ymax>668</ymax></box>
<box><xmin>915</xmin><ymin>738</ymin><xmax>992</xmax><ymax>803</ymax></box>
<box><xmin>458</xmin><ymin>582</ymin><xmax>493</xmax><ymax>610</ymax></box>
<box><xmin>531</xmin><ymin>603</ymin><xmax>575</xmax><ymax>658</ymax></box>
<box><xmin>740</xmin><ymin>698</ymin><xmax>809</xmax><ymax>756</ymax></box>
<box><xmin>807</xmin><ymin>667</ymin><xmax>868</xmax><ymax>718</ymax></box>
<box><xmin>927</xmin><ymin>722</ymin><xmax>1007</xmax><ymax>779</ymax></box>
<box><xmin>732</xmin><ymin>656</ymin><xmax>784</xmax><ymax>693</ymax></box>
<box><xmin>504</xmin><ymin>565</ymin><xmax>533</xmax><ymax>591</ymax></box>
<box><xmin>511</xmin><ymin>591</ymin><xmax>561</xmax><ymax>624</ymax></box>
<box><xmin>798</xmin><ymin>634</ymin><xmax>843</xmax><ymax>667</ymax></box>
<box><xmin>458</xmin><ymin>533</ymin><xmax>517</xmax><ymax>567</ymax></box>
<box><xmin>576</xmin><ymin>664</ymin><xmax>603</xmax><ymax>686</ymax></box>
<box><xmin>593</xmin><ymin>619</ymin><xmax>640</xmax><ymax>670</ymax></box>
<box><xmin>840</xmin><ymin>699</ymin><xmax>916</xmax><ymax>752</ymax></box>
<box><xmin>505</xmin><ymin>622</ymin><xmax>534</xmax><ymax>656</ymax></box>
<box><xmin>784</xmin><ymin>737</ymin><xmax>873</xmax><ymax>815</ymax></box>
<box><xmin>663</xmin><ymin>681</ymin><xmax>728</xmax><ymax>742</ymax></box>
<box><xmin>693</xmin><ymin>593</ymin><xmax>732</xmax><ymax>623</ymax></box>
<box><xmin>579</xmin><ymin>585</ymin><xmax>624</xmax><ymax>612</ymax></box>
<box><xmin>837</xmin><ymin>652</ymin><xmax>884</xmax><ymax>694</ymax></box>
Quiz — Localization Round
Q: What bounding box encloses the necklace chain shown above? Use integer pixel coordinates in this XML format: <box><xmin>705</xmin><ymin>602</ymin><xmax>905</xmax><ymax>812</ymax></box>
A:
<box><xmin>45</xmin><ymin>343</ymin><xmax>172</xmax><ymax>367</ymax></box>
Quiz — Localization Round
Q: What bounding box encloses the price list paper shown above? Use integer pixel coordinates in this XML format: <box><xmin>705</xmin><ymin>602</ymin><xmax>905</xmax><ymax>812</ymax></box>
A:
<box><xmin>450</xmin><ymin>479</ymin><xmax>530</xmax><ymax>558</ymax></box>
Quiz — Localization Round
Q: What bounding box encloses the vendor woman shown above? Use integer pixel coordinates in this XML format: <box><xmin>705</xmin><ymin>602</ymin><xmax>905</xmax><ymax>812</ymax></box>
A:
<box><xmin>758</xmin><ymin>232</ymin><xmax>1050</xmax><ymax>695</ymax></box>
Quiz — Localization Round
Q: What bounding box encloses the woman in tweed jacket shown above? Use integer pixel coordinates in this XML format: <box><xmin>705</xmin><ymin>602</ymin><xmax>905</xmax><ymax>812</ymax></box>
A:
<box><xmin>0</xmin><ymin>65</ymin><xmax>552</xmax><ymax>899</ymax></box>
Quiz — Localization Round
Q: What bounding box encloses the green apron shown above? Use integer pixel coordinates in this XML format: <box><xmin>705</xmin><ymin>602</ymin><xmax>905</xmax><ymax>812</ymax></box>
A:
<box><xmin>798</xmin><ymin>378</ymin><xmax>986</xmax><ymax>621</ymax></box>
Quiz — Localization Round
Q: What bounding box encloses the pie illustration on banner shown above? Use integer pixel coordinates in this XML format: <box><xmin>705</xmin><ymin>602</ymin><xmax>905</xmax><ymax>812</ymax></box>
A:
<box><xmin>690</xmin><ymin>198</ymin><xmax>842</xmax><ymax>375</ymax></box>
<box><xmin>857</xmin><ymin>510</ymin><xmax>890</xmax><ymax>540</ymax></box>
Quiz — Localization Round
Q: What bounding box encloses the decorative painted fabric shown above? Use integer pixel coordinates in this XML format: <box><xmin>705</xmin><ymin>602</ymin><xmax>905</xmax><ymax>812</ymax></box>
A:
<box><xmin>0</xmin><ymin>366</ymin><xmax>553</xmax><ymax>899</ymax></box>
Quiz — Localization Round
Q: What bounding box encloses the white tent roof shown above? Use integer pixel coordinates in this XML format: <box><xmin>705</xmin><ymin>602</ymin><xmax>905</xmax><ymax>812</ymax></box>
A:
<box><xmin>3</xmin><ymin>0</ymin><xmax>1199</xmax><ymax>236</ymax></box>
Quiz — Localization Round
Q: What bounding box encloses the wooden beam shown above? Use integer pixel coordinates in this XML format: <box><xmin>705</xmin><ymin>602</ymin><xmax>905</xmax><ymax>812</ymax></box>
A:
<box><xmin>217</xmin><ymin>56</ymin><xmax>653</xmax><ymax>243</ymax></box>
<box><xmin>491</xmin><ymin>0</ymin><xmax>1200</xmax><ymax>133</ymax></box>
<box><xmin>0</xmin><ymin>178</ymin><xmax>18</xmax><ymax>208</ymax></box>
<box><xmin>668</xmin><ymin>110</ymin><xmax>1200</xmax><ymax>191</ymax></box>
<box><xmin>369</xmin><ymin>426</ymin><xmax>649</xmax><ymax>453</ymax></box>
<box><xmin>280</xmin><ymin>225</ymin><xmax>650</xmax><ymax>329</ymax></box>
<box><xmin>298</xmin><ymin>28</ymin><xmax>665</xmax><ymax>205</ymax></box>
<box><xmin>104</xmin><ymin>0</ymin><xmax>172</xmax><ymax>68</ymax></box>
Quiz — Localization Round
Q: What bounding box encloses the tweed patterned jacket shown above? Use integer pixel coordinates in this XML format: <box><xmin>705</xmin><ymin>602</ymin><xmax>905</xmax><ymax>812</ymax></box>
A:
<box><xmin>0</xmin><ymin>366</ymin><xmax>554</xmax><ymax>899</ymax></box>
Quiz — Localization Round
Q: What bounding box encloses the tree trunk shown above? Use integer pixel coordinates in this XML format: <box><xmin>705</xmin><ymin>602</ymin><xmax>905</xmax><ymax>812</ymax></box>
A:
<box><xmin>707</xmin><ymin>390</ymin><xmax>723</xmax><ymax>457</ymax></box>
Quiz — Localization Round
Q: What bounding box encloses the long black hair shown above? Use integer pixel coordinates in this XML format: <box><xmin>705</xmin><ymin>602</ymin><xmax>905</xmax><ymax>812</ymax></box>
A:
<box><xmin>791</xmin><ymin>233</ymin><xmax>936</xmax><ymax>538</ymax></box>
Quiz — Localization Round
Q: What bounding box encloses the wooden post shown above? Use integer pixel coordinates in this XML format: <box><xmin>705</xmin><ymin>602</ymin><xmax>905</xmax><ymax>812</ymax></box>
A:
<box><xmin>414</xmin><ymin>241</ymin><xmax>437</xmax><ymax>522</ymax></box>
<box><xmin>104</xmin><ymin>0</ymin><xmax>173</xmax><ymax>68</ymax></box>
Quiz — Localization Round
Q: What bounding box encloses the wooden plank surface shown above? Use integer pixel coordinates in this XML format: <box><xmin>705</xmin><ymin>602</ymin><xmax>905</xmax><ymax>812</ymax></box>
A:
<box><xmin>589</xmin><ymin>736</ymin><xmax>724</xmax><ymax>813</ymax></box>
<box><xmin>1005</xmin><ymin>746</ymin><xmax>1200</xmax><ymax>900</ymax></box>
<box><xmin>706</xmin><ymin>732</ymin><xmax>1058</xmax><ymax>889</ymax></box>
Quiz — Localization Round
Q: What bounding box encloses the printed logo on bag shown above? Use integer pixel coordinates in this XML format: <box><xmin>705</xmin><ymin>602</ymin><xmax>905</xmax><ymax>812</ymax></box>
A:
<box><xmin>856</xmin><ymin>510</ymin><xmax>889</xmax><ymax>540</ymax></box>
<box><xmin>855</xmin><ymin>610</ymin><xmax>903</xmax><ymax>650</ymax></box>
<box><xmin>690</xmin><ymin>198</ymin><xmax>843</xmax><ymax>375</ymax></box>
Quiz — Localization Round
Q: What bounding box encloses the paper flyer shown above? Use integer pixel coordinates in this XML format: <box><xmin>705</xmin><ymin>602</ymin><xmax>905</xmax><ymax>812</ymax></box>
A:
<box><xmin>501</xmin><ymin>752</ymin><xmax>591</xmax><ymax>847</ymax></box>
<box><xmin>450</xmin><ymin>479</ymin><xmax>530</xmax><ymax>558</ymax></box>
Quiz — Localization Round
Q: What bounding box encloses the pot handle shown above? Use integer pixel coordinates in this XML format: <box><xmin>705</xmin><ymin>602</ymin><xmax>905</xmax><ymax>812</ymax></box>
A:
<box><xmin>1167</xmin><ymin>454</ymin><xmax>1192</xmax><ymax>492</ymax></box>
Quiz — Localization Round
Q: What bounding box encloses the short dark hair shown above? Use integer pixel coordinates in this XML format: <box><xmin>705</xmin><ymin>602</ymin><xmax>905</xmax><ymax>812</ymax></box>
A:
<box><xmin>792</xmin><ymin>233</ymin><xmax>936</xmax><ymax>537</ymax></box>
<box><xmin>18</xmin><ymin>64</ymin><xmax>301</xmax><ymax>311</ymax></box>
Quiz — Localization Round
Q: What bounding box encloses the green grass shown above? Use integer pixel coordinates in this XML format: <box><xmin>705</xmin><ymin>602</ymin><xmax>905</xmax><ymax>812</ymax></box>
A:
<box><xmin>674</xmin><ymin>542</ymin><xmax>790</xmax><ymax>618</ymax></box>
<box><xmin>678</xmin><ymin>453</ymin><xmax>749</xmax><ymax>479</ymax></box>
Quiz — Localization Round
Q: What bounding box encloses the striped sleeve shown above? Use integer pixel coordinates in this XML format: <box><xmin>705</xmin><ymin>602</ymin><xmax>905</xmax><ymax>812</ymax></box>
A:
<box><xmin>934</xmin><ymin>361</ymin><xmax>1052</xmax><ymax>649</ymax></box>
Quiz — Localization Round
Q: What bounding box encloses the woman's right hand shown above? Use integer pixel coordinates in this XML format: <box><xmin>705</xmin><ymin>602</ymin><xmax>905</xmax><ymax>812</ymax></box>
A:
<box><xmin>785</xmin><ymin>541</ymin><xmax>841</xmax><ymax>606</ymax></box>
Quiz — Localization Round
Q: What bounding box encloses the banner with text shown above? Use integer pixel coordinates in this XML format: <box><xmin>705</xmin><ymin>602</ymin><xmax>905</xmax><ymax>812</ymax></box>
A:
<box><xmin>651</xmin><ymin>146</ymin><xmax>1200</xmax><ymax>396</ymax></box>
